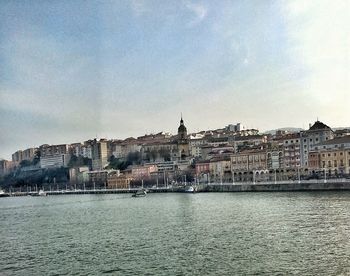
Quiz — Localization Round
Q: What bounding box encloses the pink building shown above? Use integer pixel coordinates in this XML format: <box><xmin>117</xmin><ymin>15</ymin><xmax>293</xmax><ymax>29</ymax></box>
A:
<box><xmin>195</xmin><ymin>161</ymin><xmax>210</xmax><ymax>175</ymax></box>
<box><xmin>131</xmin><ymin>165</ymin><xmax>158</xmax><ymax>179</ymax></box>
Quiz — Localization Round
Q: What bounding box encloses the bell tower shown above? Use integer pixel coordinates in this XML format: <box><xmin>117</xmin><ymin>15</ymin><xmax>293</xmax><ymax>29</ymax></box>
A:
<box><xmin>177</xmin><ymin>114</ymin><xmax>189</xmax><ymax>160</ymax></box>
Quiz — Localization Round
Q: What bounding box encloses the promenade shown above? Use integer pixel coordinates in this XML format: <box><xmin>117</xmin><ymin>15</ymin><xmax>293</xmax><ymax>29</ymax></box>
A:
<box><xmin>3</xmin><ymin>178</ymin><xmax>350</xmax><ymax>197</ymax></box>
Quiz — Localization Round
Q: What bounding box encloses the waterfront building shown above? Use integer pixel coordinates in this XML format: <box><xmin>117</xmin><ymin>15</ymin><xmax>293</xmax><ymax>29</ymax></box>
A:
<box><xmin>309</xmin><ymin>135</ymin><xmax>350</xmax><ymax>175</ymax></box>
<box><xmin>277</xmin><ymin>133</ymin><xmax>302</xmax><ymax>169</ymax></box>
<box><xmin>90</xmin><ymin>139</ymin><xmax>108</xmax><ymax>171</ymax></box>
<box><xmin>107</xmin><ymin>171</ymin><xmax>132</xmax><ymax>189</ymax></box>
<box><xmin>266</xmin><ymin>145</ymin><xmax>284</xmax><ymax>170</ymax></box>
<box><xmin>209</xmin><ymin>157</ymin><xmax>232</xmax><ymax>183</ymax></box>
<box><xmin>300</xmin><ymin>120</ymin><xmax>334</xmax><ymax>168</ymax></box>
<box><xmin>87</xmin><ymin>170</ymin><xmax>109</xmax><ymax>186</ymax></box>
<box><xmin>40</xmin><ymin>144</ymin><xmax>71</xmax><ymax>168</ymax></box>
<box><xmin>131</xmin><ymin>164</ymin><xmax>158</xmax><ymax>179</ymax></box>
<box><xmin>195</xmin><ymin>160</ymin><xmax>210</xmax><ymax>174</ymax></box>
<box><xmin>69</xmin><ymin>166</ymin><xmax>89</xmax><ymax>185</ymax></box>
<box><xmin>230</xmin><ymin>149</ymin><xmax>269</xmax><ymax>182</ymax></box>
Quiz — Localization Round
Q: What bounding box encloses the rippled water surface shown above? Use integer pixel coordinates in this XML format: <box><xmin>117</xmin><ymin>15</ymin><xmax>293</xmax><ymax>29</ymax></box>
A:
<box><xmin>0</xmin><ymin>192</ymin><xmax>349</xmax><ymax>275</ymax></box>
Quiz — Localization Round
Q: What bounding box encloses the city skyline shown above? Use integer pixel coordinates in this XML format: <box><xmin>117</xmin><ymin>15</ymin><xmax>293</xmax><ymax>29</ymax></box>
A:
<box><xmin>1</xmin><ymin>1</ymin><xmax>349</xmax><ymax>159</ymax></box>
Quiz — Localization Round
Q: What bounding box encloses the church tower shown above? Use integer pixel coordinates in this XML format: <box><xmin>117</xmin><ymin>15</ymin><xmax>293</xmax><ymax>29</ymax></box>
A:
<box><xmin>177</xmin><ymin>115</ymin><xmax>189</xmax><ymax>160</ymax></box>
<box><xmin>178</xmin><ymin>115</ymin><xmax>187</xmax><ymax>142</ymax></box>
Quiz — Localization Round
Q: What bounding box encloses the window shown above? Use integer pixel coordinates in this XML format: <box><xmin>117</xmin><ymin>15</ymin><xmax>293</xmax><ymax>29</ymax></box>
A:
<box><xmin>285</xmin><ymin>141</ymin><xmax>288</xmax><ymax>144</ymax></box>
<box><xmin>296</xmin><ymin>140</ymin><xmax>299</xmax><ymax>143</ymax></box>
<box><xmin>322</xmin><ymin>161</ymin><xmax>326</xmax><ymax>168</ymax></box>
<box><xmin>334</xmin><ymin>160</ymin><xmax>337</xmax><ymax>167</ymax></box>
<box><xmin>340</xmin><ymin>152</ymin><xmax>343</xmax><ymax>156</ymax></box>
<box><xmin>310</xmin><ymin>139</ymin><xmax>312</xmax><ymax>142</ymax></box>
<box><xmin>316</xmin><ymin>138</ymin><xmax>319</xmax><ymax>142</ymax></box>
<box><xmin>328</xmin><ymin>161</ymin><xmax>331</xmax><ymax>167</ymax></box>
<box><xmin>322</xmin><ymin>154</ymin><xmax>325</xmax><ymax>157</ymax></box>
<box><xmin>328</xmin><ymin>153</ymin><xmax>331</xmax><ymax>157</ymax></box>
<box><xmin>334</xmin><ymin>153</ymin><xmax>336</xmax><ymax>156</ymax></box>
<box><xmin>304</xmin><ymin>139</ymin><xmax>306</xmax><ymax>142</ymax></box>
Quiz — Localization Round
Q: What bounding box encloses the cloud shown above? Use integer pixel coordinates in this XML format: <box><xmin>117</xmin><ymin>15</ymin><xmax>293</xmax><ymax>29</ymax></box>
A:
<box><xmin>185</xmin><ymin>2</ymin><xmax>208</xmax><ymax>27</ymax></box>
<box><xmin>283</xmin><ymin>0</ymin><xmax>350</xmax><ymax>123</ymax></box>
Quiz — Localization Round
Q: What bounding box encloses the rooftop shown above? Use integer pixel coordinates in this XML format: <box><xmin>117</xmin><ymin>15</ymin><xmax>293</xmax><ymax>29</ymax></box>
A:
<box><xmin>308</xmin><ymin>120</ymin><xmax>332</xmax><ymax>131</ymax></box>
<box><xmin>317</xmin><ymin>135</ymin><xmax>350</xmax><ymax>146</ymax></box>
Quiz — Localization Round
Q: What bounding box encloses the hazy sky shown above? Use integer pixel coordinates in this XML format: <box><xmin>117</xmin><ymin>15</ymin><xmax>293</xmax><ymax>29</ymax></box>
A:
<box><xmin>1</xmin><ymin>1</ymin><xmax>349</xmax><ymax>159</ymax></box>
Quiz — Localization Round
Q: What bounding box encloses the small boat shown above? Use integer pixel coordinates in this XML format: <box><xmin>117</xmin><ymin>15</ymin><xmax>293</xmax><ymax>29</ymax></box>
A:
<box><xmin>132</xmin><ymin>189</ymin><xmax>147</xmax><ymax>197</ymax></box>
<box><xmin>0</xmin><ymin>189</ymin><xmax>10</xmax><ymax>197</ymax></box>
<box><xmin>38</xmin><ymin>189</ymin><xmax>47</xmax><ymax>196</ymax></box>
<box><xmin>185</xmin><ymin>185</ymin><xmax>196</xmax><ymax>193</ymax></box>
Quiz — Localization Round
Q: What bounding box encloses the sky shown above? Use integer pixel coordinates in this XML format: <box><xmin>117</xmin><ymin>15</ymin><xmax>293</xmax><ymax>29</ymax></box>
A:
<box><xmin>0</xmin><ymin>0</ymin><xmax>349</xmax><ymax>159</ymax></box>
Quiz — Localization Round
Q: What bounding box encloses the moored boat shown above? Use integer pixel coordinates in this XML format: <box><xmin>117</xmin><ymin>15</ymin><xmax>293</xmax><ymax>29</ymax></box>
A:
<box><xmin>185</xmin><ymin>185</ymin><xmax>196</xmax><ymax>193</ymax></box>
<box><xmin>0</xmin><ymin>189</ymin><xmax>10</xmax><ymax>197</ymax></box>
<box><xmin>132</xmin><ymin>189</ymin><xmax>147</xmax><ymax>197</ymax></box>
<box><xmin>38</xmin><ymin>189</ymin><xmax>47</xmax><ymax>196</ymax></box>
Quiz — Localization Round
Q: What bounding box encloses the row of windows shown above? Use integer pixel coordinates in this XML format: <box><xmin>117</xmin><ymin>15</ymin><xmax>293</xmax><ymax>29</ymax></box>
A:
<box><xmin>321</xmin><ymin>152</ymin><xmax>350</xmax><ymax>157</ymax></box>
<box><xmin>285</xmin><ymin>137</ymin><xmax>325</xmax><ymax>145</ymax></box>
<box><xmin>322</xmin><ymin>160</ymin><xmax>349</xmax><ymax>167</ymax></box>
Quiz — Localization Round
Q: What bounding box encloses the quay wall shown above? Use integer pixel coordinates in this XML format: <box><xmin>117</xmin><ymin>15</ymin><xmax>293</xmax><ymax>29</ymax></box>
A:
<box><xmin>202</xmin><ymin>182</ymin><xmax>350</xmax><ymax>192</ymax></box>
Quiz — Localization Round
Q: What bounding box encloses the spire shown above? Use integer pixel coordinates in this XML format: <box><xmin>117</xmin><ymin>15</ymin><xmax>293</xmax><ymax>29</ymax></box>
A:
<box><xmin>180</xmin><ymin>113</ymin><xmax>183</xmax><ymax>124</ymax></box>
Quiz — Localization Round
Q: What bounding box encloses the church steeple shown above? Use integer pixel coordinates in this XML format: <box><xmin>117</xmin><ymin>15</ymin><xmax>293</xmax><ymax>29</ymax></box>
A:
<box><xmin>176</xmin><ymin>114</ymin><xmax>189</xmax><ymax>160</ymax></box>
<box><xmin>178</xmin><ymin>115</ymin><xmax>187</xmax><ymax>137</ymax></box>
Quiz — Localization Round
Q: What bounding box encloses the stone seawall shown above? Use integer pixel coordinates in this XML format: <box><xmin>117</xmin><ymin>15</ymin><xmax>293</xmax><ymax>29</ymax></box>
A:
<box><xmin>201</xmin><ymin>182</ymin><xmax>350</xmax><ymax>192</ymax></box>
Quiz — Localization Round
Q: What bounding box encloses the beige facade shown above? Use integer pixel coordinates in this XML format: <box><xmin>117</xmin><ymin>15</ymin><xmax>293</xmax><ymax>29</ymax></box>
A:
<box><xmin>230</xmin><ymin>150</ymin><xmax>267</xmax><ymax>172</ymax></box>
<box><xmin>209</xmin><ymin>158</ymin><xmax>232</xmax><ymax>183</ymax></box>
<box><xmin>319</xmin><ymin>149</ymin><xmax>350</xmax><ymax>175</ymax></box>
<box><xmin>107</xmin><ymin>172</ymin><xmax>132</xmax><ymax>189</ymax></box>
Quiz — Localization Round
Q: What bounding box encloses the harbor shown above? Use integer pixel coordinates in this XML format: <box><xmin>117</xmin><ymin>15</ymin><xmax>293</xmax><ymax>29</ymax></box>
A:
<box><xmin>2</xmin><ymin>179</ymin><xmax>350</xmax><ymax>197</ymax></box>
